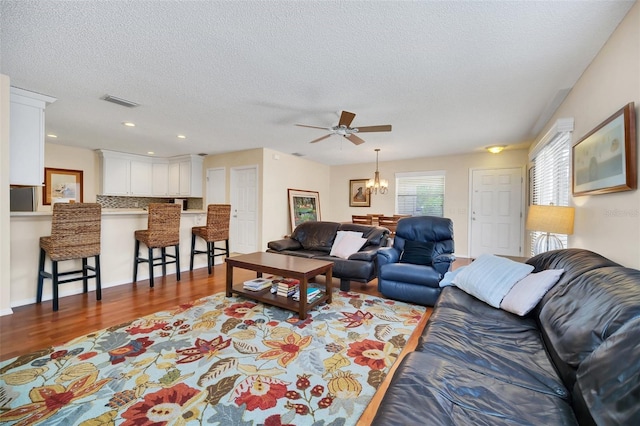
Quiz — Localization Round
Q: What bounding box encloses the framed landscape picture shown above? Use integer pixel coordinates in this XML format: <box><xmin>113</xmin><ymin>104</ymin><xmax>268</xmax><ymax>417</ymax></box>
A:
<box><xmin>288</xmin><ymin>189</ymin><xmax>320</xmax><ymax>231</ymax></box>
<box><xmin>43</xmin><ymin>167</ymin><xmax>84</xmax><ymax>205</ymax></box>
<box><xmin>572</xmin><ymin>102</ymin><xmax>636</xmax><ymax>196</ymax></box>
<box><xmin>349</xmin><ymin>179</ymin><xmax>370</xmax><ymax>207</ymax></box>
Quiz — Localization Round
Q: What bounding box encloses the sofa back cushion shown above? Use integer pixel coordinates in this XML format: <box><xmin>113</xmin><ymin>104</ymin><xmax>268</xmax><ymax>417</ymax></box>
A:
<box><xmin>574</xmin><ymin>316</ymin><xmax>640</xmax><ymax>425</ymax></box>
<box><xmin>291</xmin><ymin>221</ymin><xmax>340</xmax><ymax>252</ymax></box>
<box><xmin>538</xmin><ymin>265</ymin><xmax>640</xmax><ymax>390</ymax></box>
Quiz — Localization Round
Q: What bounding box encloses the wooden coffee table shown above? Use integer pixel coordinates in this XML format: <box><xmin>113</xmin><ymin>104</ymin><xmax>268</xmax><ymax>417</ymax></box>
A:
<box><xmin>226</xmin><ymin>252</ymin><xmax>333</xmax><ymax>319</ymax></box>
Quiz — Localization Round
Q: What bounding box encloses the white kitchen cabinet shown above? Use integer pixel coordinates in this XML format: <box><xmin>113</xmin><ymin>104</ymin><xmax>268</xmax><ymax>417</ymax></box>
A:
<box><xmin>9</xmin><ymin>87</ymin><xmax>56</xmax><ymax>186</ymax></box>
<box><xmin>152</xmin><ymin>161</ymin><xmax>169</xmax><ymax>196</ymax></box>
<box><xmin>168</xmin><ymin>155</ymin><xmax>203</xmax><ymax>197</ymax></box>
<box><xmin>99</xmin><ymin>150</ymin><xmax>152</xmax><ymax>196</ymax></box>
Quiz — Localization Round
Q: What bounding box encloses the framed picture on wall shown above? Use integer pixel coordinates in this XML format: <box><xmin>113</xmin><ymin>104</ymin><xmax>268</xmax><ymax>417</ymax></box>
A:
<box><xmin>43</xmin><ymin>168</ymin><xmax>84</xmax><ymax>205</ymax></box>
<box><xmin>349</xmin><ymin>179</ymin><xmax>370</xmax><ymax>207</ymax></box>
<box><xmin>572</xmin><ymin>102</ymin><xmax>637</xmax><ymax>196</ymax></box>
<box><xmin>288</xmin><ymin>188</ymin><xmax>320</xmax><ymax>231</ymax></box>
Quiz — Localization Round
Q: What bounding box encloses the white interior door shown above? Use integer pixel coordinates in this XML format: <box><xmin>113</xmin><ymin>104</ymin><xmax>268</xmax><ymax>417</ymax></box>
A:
<box><xmin>230</xmin><ymin>166</ymin><xmax>258</xmax><ymax>254</ymax></box>
<box><xmin>206</xmin><ymin>167</ymin><xmax>225</xmax><ymax>204</ymax></box>
<box><xmin>470</xmin><ymin>167</ymin><xmax>524</xmax><ymax>258</ymax></box>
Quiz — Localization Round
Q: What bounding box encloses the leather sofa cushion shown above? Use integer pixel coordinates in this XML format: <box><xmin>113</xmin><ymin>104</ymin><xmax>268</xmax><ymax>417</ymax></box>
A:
<box><xmin>290</xmin><ymin>221</ymin><xmax>340</xmax><ymax>252</ymax></box>
<box><xmin>418</xmin><ymin>287</ymin><xmax>568</xmax><ymax>398</ymax></box>
<box><xmin>539</xmin><ymin>266</ymin><xmax>640</xmax><ymax>370</ymax></box>
<box><xmin>575</xmin><ymin>317</ymin><xmax>640</xmax><ymax>425</ymax></box>
<box><xmin>371</xmin><ymin>352</ymin><xmax>578</xmax><ymax>426</ymax></box>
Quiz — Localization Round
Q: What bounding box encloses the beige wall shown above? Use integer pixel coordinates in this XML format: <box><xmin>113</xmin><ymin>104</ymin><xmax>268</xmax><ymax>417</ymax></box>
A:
<box><xmin>36</xmin><ymin>143</ymin><xmax>99</xmax><ymax>211</ymax></box>
<box><xmin>328</xmin><ymin>149</ymin><xmax>530</xmax><ymax>257</ymax></box>
<box><xmin>203</xmin><ymin>148</ymin><xmax>331</xmax><ymax>250</ymax></box>
<box><xmin>533</xmin><ymin>2</ymin><xmax>640</xmax><ymax>268</ymax></box>
<box><xmin>1</xmin><ymin>74</ymin><xmax>12</xmax><ymax>315</ymax></box>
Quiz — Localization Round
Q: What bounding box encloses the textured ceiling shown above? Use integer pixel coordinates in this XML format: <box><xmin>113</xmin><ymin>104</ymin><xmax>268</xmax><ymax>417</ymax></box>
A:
<box><xmin>1</xmin><ymin>1</ymin><xmax>635</xmax><ymax>165</ymax></box>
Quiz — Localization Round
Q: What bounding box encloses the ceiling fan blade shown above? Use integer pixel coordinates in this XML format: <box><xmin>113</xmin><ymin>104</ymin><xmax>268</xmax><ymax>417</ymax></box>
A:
<box><xmin>345</xmin><ymin>134</ymin><xmax>365</xmax><ymax>145</ymax></box>
<box><xmin>356</xmin><ymin>125</ymin><xmax>392</xmax><ymax>133</ymax></box>
<box><xmin>295</xmin><ymin>124</ymin><xmax>332</xmax><ymax>130</ymax></box>
<box><xmin>338</xmin><ymin>111</ymin><xmax>356</xmax><ymax>127</ymax></box>
<box><xmin>309</xmin><ymin>134</ymin><xmax>333</xmax><ymax>144</ymax></box>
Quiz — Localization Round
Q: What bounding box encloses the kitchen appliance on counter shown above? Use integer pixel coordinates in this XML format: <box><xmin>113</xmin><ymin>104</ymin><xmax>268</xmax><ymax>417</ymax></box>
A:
<box><xmin>174</xmin><ymin>198</ymin><xmax>187</xmax><ymax>211</ymax></box>
<box><xmin>10</xmin><ymin>187</ymin><xmax>37</xmax><ymax>211</ymax></box>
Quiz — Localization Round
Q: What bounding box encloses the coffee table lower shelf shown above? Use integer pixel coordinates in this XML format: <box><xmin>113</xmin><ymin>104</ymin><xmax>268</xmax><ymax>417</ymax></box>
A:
<box><xmin>231</xmin><ymin>284</ymin><xmax>329</xmax><ymax>316</ymax></box>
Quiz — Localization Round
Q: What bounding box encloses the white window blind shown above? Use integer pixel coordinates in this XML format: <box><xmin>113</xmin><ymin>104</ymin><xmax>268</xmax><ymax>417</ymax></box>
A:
<box><xmin>529</xmin><ymin>132</ymin><xmax>571</xmax><ymax>254</ymax></box>
<box><xmin>395</xmin><ymin>171</ymin><xmax>445</xmax><ymax>217</ymax></box>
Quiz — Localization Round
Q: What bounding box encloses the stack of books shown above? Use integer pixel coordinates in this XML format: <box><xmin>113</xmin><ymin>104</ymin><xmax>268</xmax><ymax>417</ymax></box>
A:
<box><xmin>243</xmin><ymin>277</ymin><xmax>273</xmax><ymax>291</ymax></box>
<box><xmin>275</xmin><ymin>278</ymin><xmax>300</xmax><ymax>297</ymax></box>
<box><xmin>293</xmin><ymin>287</ymin><xmax>322</xmax><ymax>302</ymax></box>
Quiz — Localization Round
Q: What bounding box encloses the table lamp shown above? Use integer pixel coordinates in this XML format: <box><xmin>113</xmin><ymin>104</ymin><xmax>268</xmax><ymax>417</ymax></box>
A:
<box><xmin>526</xmin><ymin>205</ymin><xmax>575</xmax><ymax>255</ymax></box>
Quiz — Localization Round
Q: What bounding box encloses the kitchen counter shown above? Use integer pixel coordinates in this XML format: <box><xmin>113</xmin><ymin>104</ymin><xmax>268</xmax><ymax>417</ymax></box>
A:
<box><xmin>8</xmin><ymin>209</ymin><xmax>214</xmax><ymax>309</ymax></box>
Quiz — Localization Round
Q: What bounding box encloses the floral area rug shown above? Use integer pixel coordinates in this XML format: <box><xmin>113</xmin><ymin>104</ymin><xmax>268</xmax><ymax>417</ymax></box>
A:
<box><xmin>0</xmin><ymin>290</ymin><xmax>425</xmax><ymax>425</ymax></box>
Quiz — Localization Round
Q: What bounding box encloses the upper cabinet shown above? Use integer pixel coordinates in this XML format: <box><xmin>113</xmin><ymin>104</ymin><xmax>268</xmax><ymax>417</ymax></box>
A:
<box><xmin>99</xmin><ymin>150</ymin><xmax>202</xmax><ymax>197</ymax></box>
<box><xmin>99</xmin><ymin>150</ymin><xmax>153</xmax><ymax>196</ymax></box>
<box><xmin>168</xmin><ymin>155</ymin><xmax>203</xmax><ymax>197</ymax></box>
<box><xmin>9</xmin><ymin>87</ymin><xmax>56</xmax><ymax>186</ymax></box>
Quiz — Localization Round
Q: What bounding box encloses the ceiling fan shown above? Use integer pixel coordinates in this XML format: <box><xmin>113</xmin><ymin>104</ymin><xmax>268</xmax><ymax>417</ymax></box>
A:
<box><xmin>295</xmin><ymin>111</ymin><xmax>392</xmax><ymax>145</ymax></box>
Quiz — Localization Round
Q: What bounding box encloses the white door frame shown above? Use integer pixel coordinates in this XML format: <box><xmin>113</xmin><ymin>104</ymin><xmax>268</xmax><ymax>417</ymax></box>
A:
<box><xmin>467</xmin><ymin>166</ymin><xmax>526</xmax><ymax>258</ymax></box>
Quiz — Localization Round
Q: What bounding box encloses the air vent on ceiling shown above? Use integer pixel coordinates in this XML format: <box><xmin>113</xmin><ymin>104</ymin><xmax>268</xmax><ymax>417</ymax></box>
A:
<box><xmin>101</xmin><ymin>94</ymin><xmax>139</xmax><ymax>108</ymax></box>
<box><xmin>291</xmin><ymin>152</ymin><xmax>305</xmax><ymax>157</ymax></box>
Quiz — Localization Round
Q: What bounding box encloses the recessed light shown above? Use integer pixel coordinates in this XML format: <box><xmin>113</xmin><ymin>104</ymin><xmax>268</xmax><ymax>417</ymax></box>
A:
<box><xmin>177</xmin><ymin>134</ymin><xmax>186</xmax><ymax>139</ymax></box>
<box><xmin>122</xmin><ymin>122</ymin><xmax>136</xmax><ymax>127</ymax></box>
<box><xmin>147</xmin><ymin>151</ymin><xmax>155</xmax><ymax>155</ymax></box>
<box><xmin>47</xmin><ymin>134</ymin><xmax>58</xmax><ymax>138</ymax></box>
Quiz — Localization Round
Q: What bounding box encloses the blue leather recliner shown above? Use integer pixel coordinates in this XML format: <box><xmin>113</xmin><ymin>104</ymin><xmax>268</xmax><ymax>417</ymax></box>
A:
<box><xmin>376</xmin><ymin>216</ymin><xmax>455</xmax><ymax>306</ymax></box>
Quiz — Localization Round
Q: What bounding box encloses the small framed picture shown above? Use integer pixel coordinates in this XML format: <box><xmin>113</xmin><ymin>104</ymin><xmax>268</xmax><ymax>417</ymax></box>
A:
<box><xmin>288</xmin><ymin>188</ymin><xmax>320</xmax><ymax>231</ymax></box>
<box><xmin>43</xmin><ymin>168</ymin><xmax>84</xmax><ymax>205</ymax></box>
<box><xmin>349</xmin><ymin>179</ymin><xmax>370</xmax><ymax>207</ymax></box>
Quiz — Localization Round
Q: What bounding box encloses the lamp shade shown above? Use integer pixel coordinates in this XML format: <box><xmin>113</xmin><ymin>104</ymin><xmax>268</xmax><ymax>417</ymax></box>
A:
<box><xmin>526</xmin><ymin>205</ymin><xmax>575</xmax><ymax>235</ymax></box>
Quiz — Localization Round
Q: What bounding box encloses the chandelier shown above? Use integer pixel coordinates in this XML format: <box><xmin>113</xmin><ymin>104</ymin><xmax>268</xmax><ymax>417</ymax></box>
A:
<box><xmin>366</xmin><ymin>149</ymin><xmax>388</xmax><ymax>195</ymax></box>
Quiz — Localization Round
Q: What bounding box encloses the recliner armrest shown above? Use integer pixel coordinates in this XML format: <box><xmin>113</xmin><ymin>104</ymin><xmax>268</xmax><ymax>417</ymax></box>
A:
<box><xmin>377</xmin><ymin>247</ymin><xmax>401</xmax><ymax>266</ymax></box>
<box><xmin>267</xmin><ymin>238</ymin><xmax>302</xmax><ymax>251</ymax></box>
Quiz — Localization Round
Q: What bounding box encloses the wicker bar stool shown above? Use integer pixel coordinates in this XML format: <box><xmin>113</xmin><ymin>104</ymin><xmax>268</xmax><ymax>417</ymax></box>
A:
<box><xmin>133</xmin><ymin>203</ymin><xmax>182</xmax><ymax>287</ymax></box>
<box><xmin>190</xmin><ymin>204</ymin><xmax>231</xmax><ymax>274</ymax></box>
<box><xmin>37</xmin><ymin>203</ymin><xmax>102</xmax><ymax>311</ymax></box>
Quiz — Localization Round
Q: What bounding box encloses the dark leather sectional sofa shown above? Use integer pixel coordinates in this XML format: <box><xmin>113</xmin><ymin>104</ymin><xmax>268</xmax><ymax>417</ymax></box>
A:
<box><xmin>267</xmin><ymin>221</ymin><xmax>389</xmax><ymax>291</ymax></box>
<box><xmin>372</xmin><ymin>248</ymin><xmax>640</xmax><ymax>425</ymax></box>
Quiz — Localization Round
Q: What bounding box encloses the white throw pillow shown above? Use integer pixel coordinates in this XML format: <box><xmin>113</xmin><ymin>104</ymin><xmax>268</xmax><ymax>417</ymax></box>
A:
<box><xmin>453</xmin><ymin>254</ymin><xmax>534</xmax><ymax>308</ymax></box>
<box><xmin>332</xmin><ymin>231</ymin><xmax>363</xmax><ymax>248</ymax></box>
<box><xmin>500</xmin><ymin>269</ymin><xmax>564</xmax><ymax>316</ymax></box>
<box><xmin>330</xmin><ymin>233</ymin><xmax>367</xmax><ymax>259</ymax></box>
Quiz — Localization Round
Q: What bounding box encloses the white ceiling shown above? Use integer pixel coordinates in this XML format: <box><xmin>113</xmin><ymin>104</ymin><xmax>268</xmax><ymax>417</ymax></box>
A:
<box><xmin>1</xmin><ymin>1</ymin><xmax>635</xmax><ymax>165</ymax></box>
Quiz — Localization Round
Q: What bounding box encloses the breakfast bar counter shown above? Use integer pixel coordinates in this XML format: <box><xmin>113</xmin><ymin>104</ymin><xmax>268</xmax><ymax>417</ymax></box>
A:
<box><xmin>8</xmin><ymin>209</ymin><xmax>212</xmax><ymax>309</ymax></box>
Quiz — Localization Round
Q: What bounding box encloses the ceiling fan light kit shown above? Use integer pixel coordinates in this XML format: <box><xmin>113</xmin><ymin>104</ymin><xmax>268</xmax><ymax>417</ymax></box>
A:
<box><xmin>296</xmin><ymin>110</ymin><xmax>391</xmax><ymax>145</ymax></box>
<box><xmin>367</xmin><ymin>148</ymin><xmax>388</xmax><ymax>195</ymax></box>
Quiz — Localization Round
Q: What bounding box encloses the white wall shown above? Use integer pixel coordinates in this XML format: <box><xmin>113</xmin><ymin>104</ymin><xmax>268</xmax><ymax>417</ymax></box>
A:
<box><xmin>0</xmin><ymin>74</ymin><xmax>12</xmax><ymax>315</ymax></box>
<box><xmin>533</xmin><ymin>3</ymin><xmax>639</xmax><ymax>268</ymax></box>
<box><xmin>328</xmin><ymin>149</ymin><xmax>530</xmax><ymax>257</ymax></box>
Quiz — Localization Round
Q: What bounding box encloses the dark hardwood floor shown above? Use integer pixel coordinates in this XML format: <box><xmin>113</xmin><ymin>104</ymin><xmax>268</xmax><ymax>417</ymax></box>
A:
<box><xmin>0</xmin><ymin>263</ymin><xmax>391</xmax><ymax>362</ymax></box>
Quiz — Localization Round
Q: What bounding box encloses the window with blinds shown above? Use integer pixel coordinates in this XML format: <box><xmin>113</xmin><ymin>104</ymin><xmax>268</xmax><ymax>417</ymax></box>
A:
<box><xmin>529</xmin><ymin>131</ymin><xmax>571</xmax><ymax>254</ymax></box>
<box><xmin>395</xmin><ymin>171</ymin><xmax>445</xmax><ymax>217</ymax></box>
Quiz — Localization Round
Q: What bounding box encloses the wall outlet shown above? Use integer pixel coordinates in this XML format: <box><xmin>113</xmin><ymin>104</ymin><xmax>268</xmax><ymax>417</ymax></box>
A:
<box><xmin>134</xmin><ymin>201</ymin><xmax>139</xmax><ymax>208</ymax></box>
